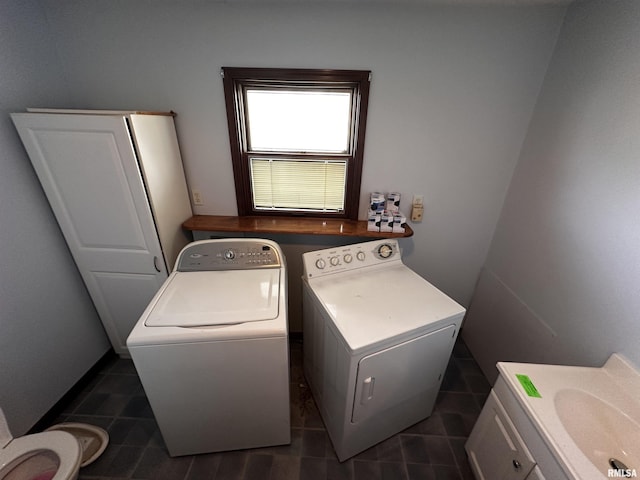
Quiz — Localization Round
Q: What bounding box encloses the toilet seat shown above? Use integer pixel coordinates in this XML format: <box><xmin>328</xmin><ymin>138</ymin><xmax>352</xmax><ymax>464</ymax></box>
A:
<box><xmin>0</xmin><ymin>431</ymin><xmax>81</xmax><ymax>480</ymax></box>
<box><xmin>45</xmin><ymin>423</ymin><xmax>108</xmax><ymax>467</ymax></box>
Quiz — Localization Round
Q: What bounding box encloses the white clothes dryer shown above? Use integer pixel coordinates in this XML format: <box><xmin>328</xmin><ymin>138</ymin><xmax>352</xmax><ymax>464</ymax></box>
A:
<box><xmin>302</xmin><ymin>239</ymin><xmax>465</xmax><ymax>461</ymax></box>
<box><xmin>127</xmin><ymin>239</ymin><xmax>290</xmax><ymax>457</ymax></box>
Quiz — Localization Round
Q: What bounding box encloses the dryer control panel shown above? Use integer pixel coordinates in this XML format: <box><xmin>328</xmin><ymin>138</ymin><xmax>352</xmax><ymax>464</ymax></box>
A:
<box><xmin>176</xmin><ymin>239</ymin><xmax>282</xmax><ymax>271</ymax></box>
<box><xmin>302</xmin><ymin>239</ymin><xmax>402</xmax><ymax>279</ymax></box>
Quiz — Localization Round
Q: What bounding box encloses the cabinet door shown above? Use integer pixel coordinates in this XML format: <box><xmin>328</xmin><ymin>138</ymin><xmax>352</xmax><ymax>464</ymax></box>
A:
<box><xmin>12</xmin><ymin>113</ymin><xmax>167</xmax><ymax>354</ymax></box>
<box><xmin>466</xmin><ymin>391</ymin><xmax>535</xmax><ymax>480</ymax></box>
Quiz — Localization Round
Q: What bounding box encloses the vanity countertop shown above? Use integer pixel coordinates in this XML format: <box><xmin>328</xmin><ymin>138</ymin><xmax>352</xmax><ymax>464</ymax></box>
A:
<box><xmin>497</xmin><ymin>354</ymin><xmax>640</xmax><ymax>479</ymax></box>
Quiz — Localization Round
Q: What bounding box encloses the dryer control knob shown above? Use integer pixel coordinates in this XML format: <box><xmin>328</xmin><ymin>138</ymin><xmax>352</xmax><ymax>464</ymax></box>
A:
<box><xmin>377</xmin><ymin>243</ymin><xmax>394</xmax><ymax>259</ymax></box>
<box><xmin>344</xmin><ymin>254</ymin><xmax>353</xmax><ymax>263</ymax></box>
<box><xmin>330</xmin><ymin>256</ymin><xmax>340</xmax><ymax>266</ymax></box>
<box><xmin>224</xmin><ymin>249</ymin><xmax>235</xmax><ymax>260</ymax></box>
<box><xmin>356</xmin><ymin>251</ymin><xmax>366</xmax><ymax>261</ymax></box>
<box><xmin>315</xmin><ymin>259</ymin><xmax>326</xmax><ymax>269</ymax></box>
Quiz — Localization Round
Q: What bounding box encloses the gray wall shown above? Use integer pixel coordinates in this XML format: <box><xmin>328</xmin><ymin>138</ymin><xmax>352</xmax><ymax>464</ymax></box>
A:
<box><xmin>9</xmin><ymin>0</ymin><xmax>611</xmax><ymax>432</ymax></box>
<box><xmin>0</xmin><ymin>1</ymin><xmax>110</xmax><ymax>435</ymax></box>
<box><xmin>41</xmin><ymin>0</ymin><xmax>567</xmax><ymax>317</ymax></box>
<box><xmin>463</xmin><ymin>0</ymin><xmax>640</xmax><ymax>382</ymax></box>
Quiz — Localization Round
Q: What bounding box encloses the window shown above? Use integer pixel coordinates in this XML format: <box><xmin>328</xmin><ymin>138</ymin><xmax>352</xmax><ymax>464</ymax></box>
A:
<box><xmin>222</xmin><ymin>67</ymin><xmax>371</xmax><ymax>219</ymax></box>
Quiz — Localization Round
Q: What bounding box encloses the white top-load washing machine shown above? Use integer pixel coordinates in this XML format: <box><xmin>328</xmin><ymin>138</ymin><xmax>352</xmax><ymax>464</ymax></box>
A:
<box><xmin>302</xmin><ymin>239</ymin><xmax>465</xmax><ymax>461</ymax></box>
<box><xmin>127</xmin><ymin>239</ymin><xmax>290</xmax><ymax>457</ymax></box>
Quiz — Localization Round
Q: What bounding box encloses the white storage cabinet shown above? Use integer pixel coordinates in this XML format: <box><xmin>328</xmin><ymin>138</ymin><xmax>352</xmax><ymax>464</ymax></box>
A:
<box><xmin>11</xmin><ymin>110</ymin><xmax>193</xmax><ymax>355</ymax></box>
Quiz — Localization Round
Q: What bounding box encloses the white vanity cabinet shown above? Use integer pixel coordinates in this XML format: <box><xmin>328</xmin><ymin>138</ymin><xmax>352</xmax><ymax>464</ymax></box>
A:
<box><xmin>466</xmin><ymin>376</ymin><xmax>568</xmax><ymax>480</ymax></box>
<box><xmin>466</xmin><ymin>389</ymin><xmax>537</xmax><ymax>479</ymax></box>
<box><xmin>11</xmin><ymin>110</ymin><xmax>193</xmax><ymax>355</ymax></box>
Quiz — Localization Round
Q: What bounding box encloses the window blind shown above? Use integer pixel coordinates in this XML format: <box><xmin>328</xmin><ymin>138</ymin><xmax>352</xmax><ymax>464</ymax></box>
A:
<box><xmin>250</xmin><ymin>158</ymin><xmax>347</xmax><ymax>212</ymax></box>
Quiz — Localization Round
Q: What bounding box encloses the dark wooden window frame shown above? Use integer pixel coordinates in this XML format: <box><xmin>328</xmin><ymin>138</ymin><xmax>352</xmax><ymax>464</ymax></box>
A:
<box><xmin>222</xmin><ymin>67</ymin><xmax>371</xmax><ymax>220</ymax></box>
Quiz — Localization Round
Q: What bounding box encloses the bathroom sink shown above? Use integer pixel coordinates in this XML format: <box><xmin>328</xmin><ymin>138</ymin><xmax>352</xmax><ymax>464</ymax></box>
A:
<box><xmin>554</xmin><ymin>388</ymin><xmax>640</xmax><ymax>476</ymax></box>
<box><xmin>496</xmin><ymin>354</ymin><xmax>640</xmax><ymax>479</ymax></box>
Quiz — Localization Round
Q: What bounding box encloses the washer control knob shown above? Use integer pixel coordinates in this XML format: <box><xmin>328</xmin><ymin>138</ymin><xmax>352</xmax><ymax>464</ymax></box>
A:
<box><xmin>224</xmin><ymin>249</ymin><xmax>235</xmax><ymax>260</ymax></box>
<box><xmin>343</xmin><ymin>254</ymin><xmax>353</xmax><ymax>263</ymax></box>
<box><xmin>356</xmin><ymin>251</ymin><xmax>366</xmax><ymax>261</ymax></box>
<box><xmin>330</xmin><ymin>256</ymin><xmax>340</xmax><ymax>266</ymax></box>
<box><xmin>315</xmin><ymin>259</ymin><xmax>326</xmax><ymax>269</ymax></box>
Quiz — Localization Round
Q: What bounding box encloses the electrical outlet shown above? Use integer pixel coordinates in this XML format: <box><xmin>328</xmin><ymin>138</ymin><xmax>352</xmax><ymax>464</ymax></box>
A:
<box><xmin>410</xmin><ymin>194</ymin><xmax>424</xmax><ymax>222</ymax></box>
<box><xmin>411</xmin><ymin>205</ymin><xmax>424</xmax><ymax>222</ymax></box>
<box><xmin>192</xmin><ymin>189</ymin><xmax>204</xmax><ymax>206</ymax></box>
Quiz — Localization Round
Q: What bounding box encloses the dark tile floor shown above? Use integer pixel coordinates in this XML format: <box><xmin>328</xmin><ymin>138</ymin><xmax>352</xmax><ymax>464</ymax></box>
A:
<box><xmin>45</xmin><ymin>338</ymin><xmax>489</xmax><ymax>480</ymax></box>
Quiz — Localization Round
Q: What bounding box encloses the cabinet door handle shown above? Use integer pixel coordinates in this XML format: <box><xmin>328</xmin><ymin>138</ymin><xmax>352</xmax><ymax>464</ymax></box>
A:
<box><xmin>153</xmin><ymin>256</ymin><xmax>162</xmax><ymax>273</ymax></box>
<box><xmin>512</xmin><ymin>459</ymin><xmax>521</xmax><ymax>470</ymax></box>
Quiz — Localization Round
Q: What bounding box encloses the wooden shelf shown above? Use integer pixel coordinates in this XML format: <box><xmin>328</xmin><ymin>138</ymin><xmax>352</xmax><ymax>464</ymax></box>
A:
<box><xmin>182</xmin><ymin>215</ymin><xmax>413</xmax><ymax>238</ymax></box>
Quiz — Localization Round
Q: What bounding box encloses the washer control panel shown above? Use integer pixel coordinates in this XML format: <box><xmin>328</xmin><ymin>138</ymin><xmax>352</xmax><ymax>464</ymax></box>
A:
<box><xmin>177</xmin><ymin>239</ymin><xmax>282</xmax><ymax>271</ymax></box>
<box><xmin>303</xmin><ymin>239</ymin><xmax>401</xmax><ymax>279</ymax></box>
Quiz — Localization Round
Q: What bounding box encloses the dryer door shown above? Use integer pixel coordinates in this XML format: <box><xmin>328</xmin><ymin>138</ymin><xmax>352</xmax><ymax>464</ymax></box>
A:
<box><xmin>351</xmin><ymin>324</ymin><xmax>456</xmax><ymax>424</ymax></box>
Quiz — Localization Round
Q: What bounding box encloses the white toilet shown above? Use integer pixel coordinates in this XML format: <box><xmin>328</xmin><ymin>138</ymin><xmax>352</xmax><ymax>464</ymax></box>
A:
<box><xmin>0</xmin><ymin>409</ymin><xmax>82</xmax><ymax>480</ymax></box>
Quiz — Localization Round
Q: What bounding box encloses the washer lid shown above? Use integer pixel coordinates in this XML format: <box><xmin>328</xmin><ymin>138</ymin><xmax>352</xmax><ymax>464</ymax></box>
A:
<box><xmin>144</xmin><ymin>269</ymin><xmax>280</xmax><ymax>327</ymax></box>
